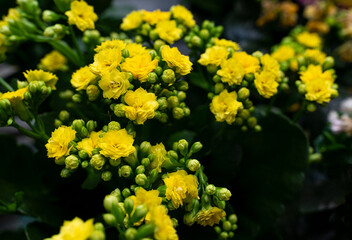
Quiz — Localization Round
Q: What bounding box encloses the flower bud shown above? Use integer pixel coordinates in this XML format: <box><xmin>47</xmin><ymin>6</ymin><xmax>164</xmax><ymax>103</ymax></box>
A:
<box><xmin>119</xmin><ymin>165</ymin><xmax>132</xmax><ymax>178</ymax></box>
<box><xmin>114</xmin><ymin>104</ymin><xmax>125</xmax><ymax>118</ymax></box>
<box><xmin>130</xmin><ymin>204</ymin><xmax>148</xmax><ymax>223</ymax></box>
<box><xmin>135</xmin><ymin>173</ymin><xmax>148</xmax><ymax>186</ymax></box>
<box><xmin>178</xmin><ymin>139</ymin><xmax>189</xmax><ymax>156</ymax></box>
<box><xmin>125</xmin><ymin>228</ymin><xmax>137</xmax><ymax>240</ymax></box>
<box><xmin>157</xmin><ymin>97</ymin><xmax>168</xmax><ymax>111</ymax></box>
<box><xmin>307</xmin><ymin>103</ymin><xmax>316</xmax><ymax>112</ymax></box>
<box><xmin>200</xmin><ymin>29</ymin><xmax>210</xmax><ymax>40</ymax></box>
<box><xmin>65</xmin><ymin>155</ymin><xmax>80</xmax><ymax>170</ymax></box>
<box><xmin>167</xmin><ymin>96</ymin><xmax>179</xmax><ymax>108</ymax></box>
<box><xmin>187</xmin><ymin>159</ymin><xmax>201</xmax><ymax>172</ymax></box>
<box><xmin>55</xmin><ymin>156</ymin><xmax>65</xmax><ymax>165</ymax></box>
<box><xmin>161</xmin><ymin>69</ymin><xmax>176</xmax><ymax>84</ymax></box>
<box><xmin>206</xmin><ymin>65</ymin><xmax>218</xmax><ymax>74</ymax></box>
<box><xmin>154</xmin><ymin>40</ymin><xmax>166</xmax><ymax>51</ymax></box>
<box><xmin>86</xmin><ymin>120</ymin><xmax>97</xmax><ymax>132</ymax></box>
<box><xmin>86</xmin><ymin>85</ymin><xmax>100</xmax><ymax>101</ymax></box>
<box><xmin>147</xmin><ymin>72</ymin><xmax>158</xmax><ymax>84</ymax></box>
<box><xmin>254</xmin><ymin>125</ymin><xmax>262</xmax><ymax>132</ymax></box>
<box><xmin>101</xmin><ymin>171</ymin><xmax>112</xmax><ymax>181</ymax></box>
<box><xmin>90</xmin><ymin>154</ymin><xmax>106</xmax><ymax>170</ymax></box>
<box><xmin>107</xmin><ymin>121</ymin><xmax>120</xmax><ymax>131</ymax></box>
<box><xmin>213</xmin><ymin>196</ymin><xmax>226</xmax><ymax>209</ymax></box>
<box><xmin>83</xmin><ymin>30</ymin><xmax>100</xmax><ymax>43</ymax></box>
<box><xmin>135</xmin><ymin>223</ymin><xmax>155</xmax><ymax>239</ymax></box>
<box><xmin>122</xmin><ymin>188</ymin><xmax>131</xmax><ymax>198</ymax></box>
<box><xmin>238</xmin><ymin>87</ymin><xmax>250</xmax><ymax>100</ymax></box>
<box><xmin>228</xmin><ymin>214</ymin><xmax>238</xmax><ymax>224</ymax></box>
<box><xmin>103</xmin><ymin>213</ymin><xmax>116</xmax><ymax>226</ymax></box>
<box><xmin>183</xmin><ymin>213</ymin><xmax>196</xmax><ymax>226</ymax></box>
<box><xmin>247</xmin><ymin>117</ymin><xmax>257</xmax><ymax>128</ymax></box>
<box><xmin>89</xmin><ymin>231</ymin><xmax>105</xmax><ymax>240</ymax></box>
<box><xmin>42</xmin><ymin>10</ymin><xmax>61</xmax><ymax>22</ymax></box>
<box><xmin>214</xmin><ymin>83</ymin><xmax>224</xmax><ymax>94</ymax></box>
<box><xmin>81</xmin><ymin>160</ymin><xmax>89</xmax><ymax>168</ymax></box>
<box><xmin>175</xmin><ymin>81</ymin><xmax>188</xmax><ymax>91</ymax></box>
<box><xmin>72</xmin><ymin>93</ymin><xmax>82</xmax><ymax>103</ymax></box>
<box><xmin>323</xmin><ymin>56</ymin><xmax>334</xmax><ymax>70</ymax></box>
<box><xmin>223</xmin><ymin>220</ymin><xmax>232</xmax><ymax>231</ymax></box>
<box><xmin>136</xmin><ymin>165</ymin><xmax>145</xmax><ymax>174</ymax></box>
<box><xmin>191</xmin><ymin>35</ymin><xmax>202</xmax><ymax>47</ymax></box>
<box><xmin>104</xmin><ymin>195</ymin><xmax>119</xmax><ymax>212</ymax></box>
<box><xmin>173</xmin><ymin>107</ymin><xmax>184</xmax><ymax>119</ymax></box>
<box><xmin>298</xmin><ymin>84</ymin><xmax>306</xmax><ymax>94</ymax></box>
<box><xmin>59</xmin><ymin>110</ymin><xmax>70</xmax><ymax>122</ymax></box>
<box><xmin>141</xmin><ymin>158</ymin><xmax>150</xmax><ymax>167</ymax></box>
<box><xmin>140</xmin><ymin>141</ymin><xmax>151</xmax><ymax>157</ymax></box>
<box><xmin>60</xmin><ymin>168</ymin><xmax>71</xmax><ymax>178</ymax></box>
<box><xmin>218</xmin><ymin>188</ymin><xmax>232</xmax><ymax>201</ymax></box>
<box><xmin>206</xmin><ymin>184</ymin><xmax>216</xmax><ymax>195</ymax></box>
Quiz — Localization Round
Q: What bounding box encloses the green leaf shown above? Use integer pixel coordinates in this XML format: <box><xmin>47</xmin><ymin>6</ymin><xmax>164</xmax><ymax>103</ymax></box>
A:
<box><xmin>188</xmin><ymin>72</ymin><xmax>210</xmax><ymax>91</ymax></box>
<box><xmin>25</xmin><ymin>222</ymin><xmax>56</xmax><ymax>240</ymax></box>
<box><xmin>230</xmin><ymin>111</ymin><xmax>309</xmax><ymax>239</ymax></box>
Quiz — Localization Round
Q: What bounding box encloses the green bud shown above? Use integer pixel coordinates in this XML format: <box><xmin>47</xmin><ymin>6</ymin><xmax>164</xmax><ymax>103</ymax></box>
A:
<box><xmin>60</xmin><ymin>168</ymin><xmax>71</xmax><ymax>178</ymax></box>
<box><xmin>298</xmin><ymin>84</ymin><xmax>306</xmax><ymax>94</ymax></box>
<box><xmin>206</xmin><ymin>184</ymin><xmax>216</xmax><ymax>195</ymax></box>
<box><xmin>135</xmin><ymin>35</ymin><xmax>143</xmax><ymax>43</ymax></box>
<box><xmin>104</xmin><ymin>195</ymin><xmax>119</xmax><ymax>212</ymax></box>
<box><xmin>109</xmin><ymin>158</ymin><xmax>120</xmax><ymax>167</ymax></box>
<box><xmin>232</xmin><ymin>224</ymin><xmax>238</xmax><ymax>230</ymax></box>
<box><xmin>83</xmin><ymin>30</ymin><xmax>100</xmax><ymax>43</ymax></box>
<box><xmin>187</xmin><ymin>159</ymin><xmax>201</xmax><ymax>171</ymax></box>
<box><xmin>147</xmin><ymin>72</ymin><xmax>158</xmax><ymax>84</ymax></box>
<box><xmin>107</xmin><ymin>121</ymin><xmax>120</xmax><ymax>131</ymax></box>
<box><xmin>154</xmin><ymin>40</ymin><xmax>165</xmax><ymax>51</ymax></box>
<box><xmin>214</xmin><ymin>83</ymin><xmax>224</xmax><ymax>94</ymax></box>
<box><xmin>72</xmin><ymin>93</ymin><xmax>82</xmax><ymax>103</ymax></box>
<box><xmin>323</xmin><ymin>56</ymin><xmax>334</xmax><ymax>70</ymax></box>
<box><xmin>254</xmin><ymin>125</ymin><xmax>262</xmax><ymax>132</ymax></box>
<box><xmin>183</xmin><ymin>213</ymin><xmax>196</xmax><ymax>226</ymax></box>
<box><xmin>136</xmin><ymin>165</ymin><xmax>145</xmax><ymax>174</ymax></box>
<box><xmin>175</xmin><ymin>81</ymin><xmax>188</xmax><ymax>91</ymax></box>
<box><xmin>141</xmin><ymin>158</ymin><xmax>150</xmax><ymax>167</ymax></box>
<box><xmin>149</xmin><ymin>30</ymin><xmax>158</xmax><ymax>40</ymax></box>
<box><xmin>206</xmin><ymin>65</ymin><xmax>218</xmax><ymax>74</ymax></box>
<box><xmin>122</xmin><ymin>188</ymin><xmax>132</xmax><ymax>198</ymax></box>
<box><xmin>238</xmin><ymin>88</ymin><xmax>250</xmax><ymax>100</ymax></box>
<box><xmin>119</xmin><ymin>165</ymin><xmax>132</xmax><ymax>178</ymax></box>
<box><xmin>178</xmin><ymin>139</ymin><xmax>189</xmax><ymax>156</ymax></box>
<box><xmin>309</xmin><ymin>153</ymin><xmax>322</xmax><ymax>163</ymax></box>
<box><xmin>247</xmin><ymin>117</ymin><xmax>257</xmax><ymax>128</ymax></box>
<box><xmin>191</xmin><ymin>35</ymin><xmax>202</xmax><ymax>47</ymax></box>
<box><xmin>218</xmin><ymin>188</ymin><xmax>232</xmax><ymax>201</ymax></box>
<box><xmin>223</xmin><ymin>221</ymin><xmax>232</xmax><ymax>231</ymax></box>
<box><xmin>65</xmin><ymin>155</ymin><xmax>80</xmax><ymax>170</ymax></box>
<box><xmin>154</xmin><ymin>66</ymin><xmax>163</xmax><ymax>76</ymax></box>
<box><xmin>177</xmin><ymin>91</ymin><xmax>186</xmax><ymax>102</ymax></box>
<box><xmin>89</xmin><ymin>231</ymin><xmax>105</xmax><ymax>240</ymax></box>
<box><xmin>59</xmin><ymin>110</ymin><xmax>70</xmax><ymax>122</ymax></box>
<box><xmin>81</xmin><ymin>161</ymin><xmax>89</xmax><ymax>168</ymax></box>
<box><xmin>55</xmin><ymin>156</ymin><xmax>65</xmax><ymax>165</ymax></box>
<box><xmin>135</xmin><ymin>173</ymin><xmax>148</xmax><ymax>186</ymax></box>
<box><xmin>220</xmin><ymin>231</ymin><xmax>228</xmax><ymax>239</ymax></box>
<box><xmin>244</xmin><ymin>99</ymin><xmax>253</xmax><ymax>108</ymax></box>
<box><xmin>200</xmin><ymin>29</ymin><xmax>210</xmax><ymax>40</ymax></box>
<box><xmin>130</xmin><ymin>204</ymin><xmax>148</xmax><ymax>223</ymax></box>
<box><xmin>280</xmin><ymin>83</ymin><xmax>290</xmax><ymax>91</ymax></box>
<box><xmin>214</xmin><ymin>226</ymin><xmax>222</xmax><ymax>234</ymax></box>
<box><xmin>125</xmin><ymin>228</ymin><xmax>137</xmax><ymax>240</ymax></box>
<box><xmin>135</xmin><ymin>223</ymin><xmax>155</xmax><ymax>239</ymax></box>
<box><xmin>161</xmin><ymin>69</ymin><xmax>176</xmax><ymax>84</ymax></box>
<box><xmin>156</xmin><ymin>97</ymin><xmax>168</xmax><ymax>111</ymax></box>
<box><xmin>86</xmin><ymin>120</ymin><xmax>97</xmax><ymax>132</ymax></box>
<box><xmin>92</xmin><ymin>148</ymin><xmax>100</xmax><ymax>155</ymax></box>
<box><xmin>167</xmin><ymin>150</ymin><xmax>178</xmax><ymax>161</ymax></box>
<box><xmin>307</xmin><ymin>103</ymin><xmax>316</xmax><ymax>112</ymax></box>
<box><xmin>103</xmin><ymin>213</ymin><xmax>116</xmax><ymax>226</ymax></box>
<box><xmin>114</xmin><ymin>104</ymin><xmax>125</xmax><ymax>118</ymax></box>
<box><xmin>173</xmin><ymin>107</ymin><xmax>184</xmax><ymax>119</ymax></box>
<box><xmin>167</xmin><ymin>96</ymin><xmax>179</xmax><ymax>108</ymax></box>
<box><xmin>102</xmin><ymin>171</ymin><xmax>112</xmax><ymax>181</ymax></box>
<box><xmin>90</xmin><ymin>154</ymin><xmax>106</xmax><ymax>170</ymax></box>
<box><xmin>86</xmin><ymin>85</ymin><xmax>100</xmax><ymax>101</ymax></box>
<box><xmin>42</xmin><ymin>10</ymin><xmax>61</xmax><ymax>22</ymax></box>
<box><xmin>228</xmin><ymin>214</ymin><xmax>238</xmax><ymax>224</ymax></box>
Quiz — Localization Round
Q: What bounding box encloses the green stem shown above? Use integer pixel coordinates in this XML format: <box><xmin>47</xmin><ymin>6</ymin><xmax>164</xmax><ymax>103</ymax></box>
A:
<box><xmin>0</xmin><ymin>78</ymin><xmax>14</xmax><ymax>92</ymax></box>
<box><xmin>11</xmin><ymin>122</ymin><xmax>45</xmax><ymax>141</ymax></box>
<box><xmin>48</xmin><ymin>39</ymin><xmax>82</xmax><ymax>67</ymax></box>
<box><xmin>69</xmin><ymin>26</ymin><xmax>84</xmax><ymax>66</ymax></box>
<box><xmin>293</xmin><ymin>101</ymin><xmax>307</xmax><ymax>123</ymax></box>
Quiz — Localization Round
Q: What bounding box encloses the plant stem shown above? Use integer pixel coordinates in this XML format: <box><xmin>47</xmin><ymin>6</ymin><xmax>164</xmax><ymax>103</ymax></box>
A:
<box><xmin>11</xmin><ymin>121</ymin><xmax>44</xmax><ymax>141</ymax></box>
<box><xmin>0</xmin><ymin>78</ymin><xmax>14</xmax><ymax>92</ymax></box>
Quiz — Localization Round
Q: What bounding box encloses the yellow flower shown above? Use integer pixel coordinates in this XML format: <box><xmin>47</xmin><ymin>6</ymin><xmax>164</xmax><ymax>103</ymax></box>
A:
<box><xmin>254</xmin><ymin>70</ymin><xmax>279</xmax><ymax>98</ymax></box>
<box><xmin>65</xmin><ymin>0</ymin><xmax>97</xmax><ymax>31</ymax></box>
<box><xmin>198</xmin><ymin>46</ymin><xmax>229</xmax><ymax>67</ymax></box>
<box><xmin>296</xmin><ymin>31</ymin><xmax>321</xmax><ymax>48</ymax></box>
<box><xmin>4</xmin><ymin>8</ymin><xmax>20</xmax><ymax>22</ymax></box>
<box><xmin>210</xmin><ymin>89</ymin><xmax>243</xmax><ymax>124</ymax></box>
<box><xmin>304</xmin><ymin>78</ymin><xmax>336</xmax><ymax>104</ymax></box>
<box><xmin>1</xmin><ymin>87</ymin><xmax>28</xmax><ymax>103</ymax></box>
<box><xmin>125</xmin><ymin>43</ymin><xmax>149</xmax><ymax>57</ymax></box>
<box><xmin>196</xmin><ymin>207</ymin><xmax>226</xmax><ymax>227</ymax></box>
<box><xmin>214</xmin><ymin>38</ymin><xmax>240</xmax><ymax>51</ymax></box>
<box><xmin>71</xmin><ymin>66</ymin><xmax>97</xmax><ymax>91</ymax></box>
<box><xmin>231</xmin><ymin>52</ymin><xmax>260</xmax><ymax>74</ymax></box>
<box><xmin>217</xmin><ymin>57</ymin><xmax>245</xmax><ymax>86</ymax></box>
<box><xmin>290</xmin><ymin>59</ymin><xmax>299</xmax><ymax>71</ymax></box>
<box><xmin>39</xmin><ymin>51</ymin><xmax>67</xmax><ymax>72</ymax></box>
<box><xmin>120</xmin><ymin>10</ymin><xmax>143</xmax><ymax>31</ymax></box>
<box><xmin>122</xmin><ymin>88</ymin><xmax>159</xmax><ymax>124</ymax></box>
<box><xmin>260</xmin><ymin>54</ymin><xmax>281</xmax><ymax>81</ymax></box>
<box><xmin>98</xmin><ymin>129</ymin><xmax>135</xmax><ymax>160</ymax></box>
<box><xmin>299</xmin><ymin>65</ymin><xmax>334</xmax><ymax>84</ymax></box>
<box><xmin>171</xmin><ymin>5</ymin><xmax>195</xmax><ymax>28</ymax></box>
<box><xmin>45</xmin><ymin>126</ymin><xmax>76</xmax><ymax>160</ymax></box>
<box><xmin>94</xmin><ymin>39</ymin><xmax>126</xmax><ymax>53</ymax></box>
<box><xmin>163</xmin><ymin>170</ymin><xmax>198</xmax><ymax>208</ymax></box>
<box><xmin>90</xmin><ymin>48</ymin><xmax>122</xmax><ymax>75</ymax></box>
<box><xmin>149</xmin><ymin>143</ymin><xmax>167</xmax><ymax>172</ymax></box>
<box><xmin>155</xmin><ymin>20</ymin><xmax>182</xmax><ymax>44</ymax></box>
<box><xmin>76</xmin><ymin>131</ymin><xmax>101</xmax><ymax>157</ymax></box>
<box><xmin>142</xmin><ymin>9</ymin><xmax>171</xmax><ymax>25</ymax></box>
<box><xmin>51</xmin><ymin>217</ymin><xmax>94</xmax><ymax>240</ymax></box>
<box><xmin>24</xmin><ymin>70</ymin><xmax>58</xmax><ymax>90</ymax></box>
<box><xmin>161</xmin><ymin>45</ymin><xmax>192</xmax><ymax>76</ymax></box>
<box><xmin>99</xmin><ymin>69</ymin><xmax>130</xmax><ymax>99</ymax></box>
<box><xmin>150</xmin><ymin>205</ymin><xmax>179</xmax><ymax>240</ymax></box>
<box><xmin>271</xmin><ymin>45</ymin><xmax>295</xmax><ymax>62</ymax></box>
<box><xmin>120</xmin><ymin>53</ymin><xmax>158</xmax><ymax>83</ymax></box>
<box><xmin>128</xmin><ymin>188</ymin><xmax>162</xmax><ymax>221</ymax></box>
<box><xmin>303</xmin><ymin>49</ymin><xmax>326</xmax><ymax>64</ymax></box>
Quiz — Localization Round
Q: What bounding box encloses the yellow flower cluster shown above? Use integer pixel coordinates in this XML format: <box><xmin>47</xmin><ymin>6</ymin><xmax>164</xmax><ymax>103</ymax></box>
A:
<box><xmin>271</xmin><ymin>45</ymin><xmax>296</xmax><ymax>62</ymax></box>
<box><xmin>121</xmin><ymin>53</ymin><xmax>158</xmax><ymax>82</ymax></box>
<box><xmin>71</xmin><ymin>66</ymin><xmax>97</xmax><ymax>91</ymax></box>
<box><xmin>210</xmin><ymin>90</ymin><xmax>243</xmax><ymax>124</ymax></box>
<box><xmin>163</xmin><ymin>170</ymin><xmax>198</xmax><ymax>208</ymax></box>
<box><xmin>214</xmin><ymin>38</ymin><xmax>241</xmax><ymax>51</ymax></box>
<box><xmin>98</xmin><ymin>129</ymin><xmax>135</xmax><ymax>160</ymax></box>
<box><xmin>296</xmin><ymin>31</ymin><xmax>322</xmax><ymax>48</ymax></box>
<box><xmin>45</xmin><ymin>126</ymin><xmax>76</xmax><ymax>160</ymax></box>
<box><xmin>149</xmin><ymin>143</ymin><xmax>167</xmax><ymax>173</ymax></box>
<box><xmin>120</xmin><ymin>5</ymin><xmax>195</xmax><ymax>44</ymax></box>
<box><xmin>49</xmin><ymin>217</ymin><xmax>94</xmax><ymax>240</ymax></box>
<box><xmin>99</xmin><ymin>69</ymin><xmax>130</xmax><ymax>99</ymax></box>
<box><xmin>122</xmin><ymin>88</ymin><xmax>159</xmax><ymax>125</ymax></box>
<box><xmin>161</xmin><ymin>45</ymin><xmax>192</xmax><ymax>76</ymax></box>
<box><xmin>129</xmin><ymin>188</ymin><xmax>162</xmax><ymax>221</ymax></box>
<box><xmin>24</xmin><ymin>69</ymin><xmax>58</xmax><ymax>90</ymax></box>
<box><xmin>299</xmin><ymin>64</ymin><xmax>337</xmax><ymax>104</ymax></box>
<box><xmin>65</xmin><ymin>0</ymin><xmax>98</xmax><ymax>31</ymax></box>
<box><xmin>196</xmin><ymin>207</ymin><xmax>226</xmax><ymax>227</ymax></box>
<box><xmin>1</xmin><ymin>87</ymin><xmax>28</xmax><ymax>104</ymax></box>
<box><xmin>198</xmin><ymin>46</ymin><xmax>229</xmax><ymax>67</ymax></box>
<box><xmin>76</xmin><ymin>131</ymin><xmax>101</xmax><ymax>157</ymax></box>
<box><xmin>39</xmin><ymin>51</ymin><xmax>67</xmax><ymax>72</ymax></box>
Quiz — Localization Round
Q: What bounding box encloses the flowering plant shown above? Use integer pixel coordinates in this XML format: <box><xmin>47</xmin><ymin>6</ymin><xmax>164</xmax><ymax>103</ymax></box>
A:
<box><xmin>0</xmin><ymin>0</ymin><xmax>349</xmax><ymax>239</ymax></box>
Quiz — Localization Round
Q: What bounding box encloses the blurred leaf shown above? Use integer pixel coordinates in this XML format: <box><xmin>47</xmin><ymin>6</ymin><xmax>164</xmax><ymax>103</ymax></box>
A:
<box><xmin>25</xmin><ymin>221</ymin><xmax>56</xmax><ymax>240</ymax></box>
<box><xmin>188</xmin><ymin>72</ymin><xmax>210</xmax><ymax>91</ymax></box>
